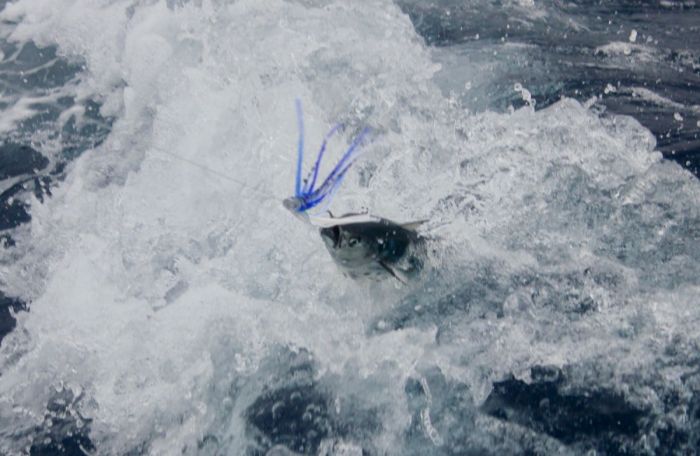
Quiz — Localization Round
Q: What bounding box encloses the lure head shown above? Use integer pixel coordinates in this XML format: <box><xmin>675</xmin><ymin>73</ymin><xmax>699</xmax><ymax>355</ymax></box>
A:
<box><xmin>283</xmin><ymin>197</ymin><xmax>303</xmax><ymax>213</ymax></box>
<box><xmin>283</xmin><ymin>196</ymin><xmax>312</xmax><ymax>224</ymax></box>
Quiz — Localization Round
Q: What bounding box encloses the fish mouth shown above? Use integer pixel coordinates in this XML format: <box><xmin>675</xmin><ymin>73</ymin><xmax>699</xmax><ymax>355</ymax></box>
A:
<box><xmin>320</xmin><ymin>225</ymin><xmax>341</xmax><ymax>248</ymax></box>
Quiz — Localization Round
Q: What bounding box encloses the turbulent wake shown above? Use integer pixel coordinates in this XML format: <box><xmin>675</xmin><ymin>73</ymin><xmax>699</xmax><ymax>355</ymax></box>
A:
<box><xmin>0</xmin><ymin>1</ymin><xmax>698</xmax><ymax>455</ymax></box>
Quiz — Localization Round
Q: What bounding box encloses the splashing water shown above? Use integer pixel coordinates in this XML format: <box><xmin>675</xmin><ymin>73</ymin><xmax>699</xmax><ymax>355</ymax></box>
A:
<box><xmin>0</xmin><ymin>0</ymin><xmax>698</xmax><ymax>455</ymax></box>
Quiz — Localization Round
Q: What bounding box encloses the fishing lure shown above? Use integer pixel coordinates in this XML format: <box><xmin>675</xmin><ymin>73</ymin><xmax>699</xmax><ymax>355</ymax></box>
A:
<box><xmin>281</xmin><ymin>101</ymin><xmax>429</xmax><ymax>284</ymax></box>
<box><xmin>283</xmin><ymin>100</ymin><xmax>370</xmax><ymax>219</ymax></box>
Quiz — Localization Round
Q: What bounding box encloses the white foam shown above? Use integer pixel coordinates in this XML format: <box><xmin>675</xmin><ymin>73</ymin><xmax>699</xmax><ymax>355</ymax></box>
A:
<box><xmin>595</xmin><ymin>41</ymin><xmax>656</xmax><ymax>62</ymax></box>
<box><xmin>631</xmin><ymin>86</ymin><xmax>700</xmax><ymax>113</ymax></box>
<box><xmin>629</xmin><ymin>29</ymin><xmax>638</xmax><ymax>43</ymax></box>
<box><xmin>0</xmin><ymin>0</ymin><xmax>699</xmax><ymax>453</ymax></box>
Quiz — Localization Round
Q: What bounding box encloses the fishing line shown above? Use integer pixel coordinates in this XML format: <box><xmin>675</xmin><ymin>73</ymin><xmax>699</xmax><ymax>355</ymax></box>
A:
<box><xmin>148</xmin><ymin>101</ymin><xmax>371</xmax><ymax>211</ymax></box>
<box><xmin>151</xmin><ymin>147</ymin><xmax>278</xmax><ymax>201</ymax></box>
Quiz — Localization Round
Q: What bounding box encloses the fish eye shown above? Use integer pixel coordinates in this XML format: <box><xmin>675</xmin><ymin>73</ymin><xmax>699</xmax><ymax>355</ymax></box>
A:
<box><xmin>348</xmin><ymin>237</ymin><xmax>360</xmax><ymax>247</ymax></box>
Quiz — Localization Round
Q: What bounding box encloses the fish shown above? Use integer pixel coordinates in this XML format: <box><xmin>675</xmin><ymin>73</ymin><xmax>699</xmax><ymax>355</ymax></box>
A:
<box><xmin>318</xmin><ymin>213</ymin><xmax>427</xmax><ymax>283</ymax></box>
<box><xmin>283</xmin><ymin>101</ymin><xmax>428</xmax><ymax>283</ymax></box>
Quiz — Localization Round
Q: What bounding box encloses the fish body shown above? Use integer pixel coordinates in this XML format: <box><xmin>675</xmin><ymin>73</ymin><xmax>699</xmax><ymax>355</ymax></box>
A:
<box><xmin>319</xmin><ymin>214</ymin><xmax>425</xmax><ymax>282</ymax></box>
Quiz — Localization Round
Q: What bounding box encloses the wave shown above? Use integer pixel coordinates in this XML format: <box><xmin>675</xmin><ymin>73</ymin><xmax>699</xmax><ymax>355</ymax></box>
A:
<box><xmin>0</xmin><ymin>0</ymin><xmax>699</xmax><ymax>454</ymax></box>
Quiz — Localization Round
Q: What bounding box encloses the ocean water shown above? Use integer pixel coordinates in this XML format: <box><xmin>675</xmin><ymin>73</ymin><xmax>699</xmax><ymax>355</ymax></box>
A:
<box><xmin>0</xmin><ymin>1</ymin><xmax>698</xmax><ymax>455</ymax></box>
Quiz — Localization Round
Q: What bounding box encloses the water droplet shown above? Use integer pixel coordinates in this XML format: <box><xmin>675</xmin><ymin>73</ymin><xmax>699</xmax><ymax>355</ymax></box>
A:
<box><xmin>629</xmin><ymin>29</ymin><xmax>637</xmax><ymax>43</ymax></box>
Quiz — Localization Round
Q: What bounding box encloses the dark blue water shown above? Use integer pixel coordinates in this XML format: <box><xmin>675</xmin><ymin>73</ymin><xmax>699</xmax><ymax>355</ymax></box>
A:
<box><xmin>398</xmin><ymin>0</ymin><xmax>700</xmax><ymax>175</ymax></box>
<box><xmin>1</xmin><ymin>1</ymin><xmax>699</xmax><ymax>455</ymax></box>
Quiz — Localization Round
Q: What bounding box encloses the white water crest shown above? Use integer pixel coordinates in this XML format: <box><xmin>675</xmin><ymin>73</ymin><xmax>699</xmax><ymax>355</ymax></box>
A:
<box><xmin>0</xmin><ymin>0</ymin><xmax>698</xmax><ymax>454</ymax></box>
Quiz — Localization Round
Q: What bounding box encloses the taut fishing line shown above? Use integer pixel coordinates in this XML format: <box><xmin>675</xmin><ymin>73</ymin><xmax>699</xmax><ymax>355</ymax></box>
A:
<box><xmin>150</xmin><ymin>147</ymin><xmax>278</xmax><ymax>201</ymax></box>
<box><xmin>148</xmin><ymin>101</ymin><xmax>372</xmax><ymax>218</ymax></box>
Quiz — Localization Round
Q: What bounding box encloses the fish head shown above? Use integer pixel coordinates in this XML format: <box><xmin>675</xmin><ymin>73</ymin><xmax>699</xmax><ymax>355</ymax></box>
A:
<box><xmin>320</xmin><ymin>224</ymin><xmax>375</xmax><ymax>266</ymax></box>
